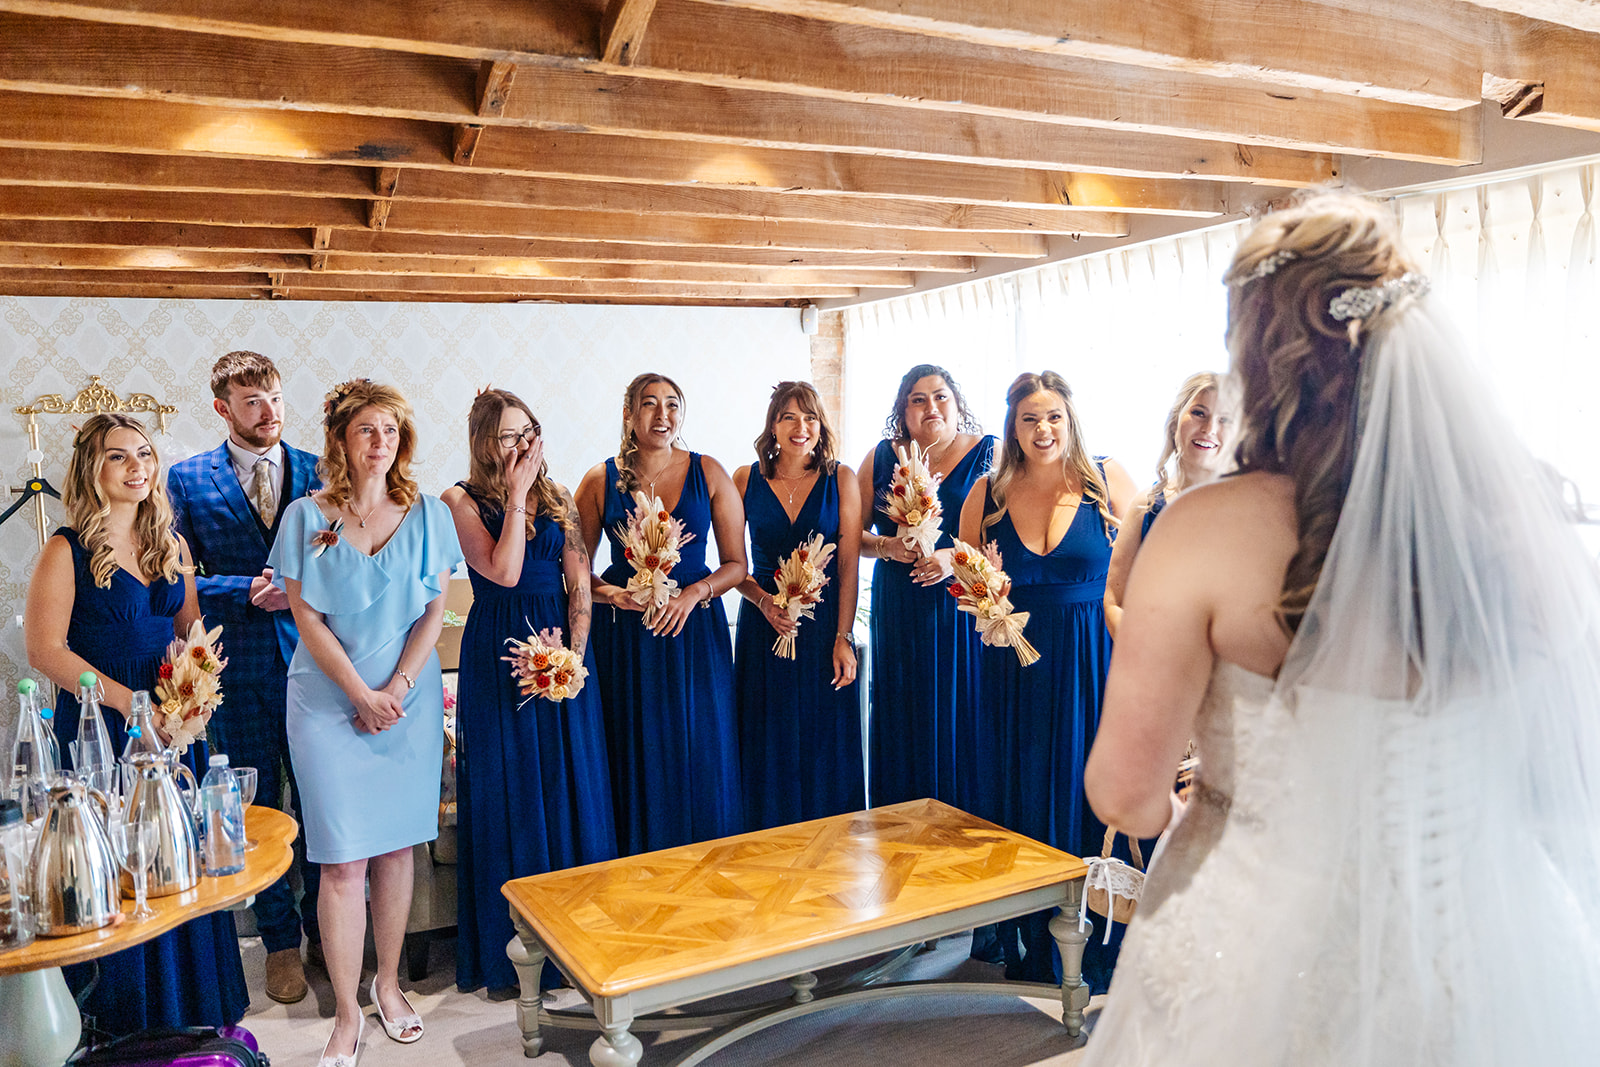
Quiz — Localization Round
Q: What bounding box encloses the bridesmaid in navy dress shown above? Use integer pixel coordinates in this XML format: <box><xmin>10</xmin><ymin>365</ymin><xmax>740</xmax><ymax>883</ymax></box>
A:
<box><xmin>576</xmin><ymin>373</ymin><xmax>747</xmax><ymax>855</ymax></box>
<box><xmin>958</xmin><ymin>371</ymin><xmax>1136</xmax><ymax>990</ymax></box>
<box><xmin>443</xmin><ymin>390</ymin><xmax>615</xmax><ymax>993</ymax></box>
<box><xmin>1104</xmin><ymin>372</ymin><xmax>1229</xmax><ymax>638</ymax></box>
<box><xmin>855</xmin><ymin>365</ymin><xmax>994</xmax><ymax>808</ymax></box>
<box><xmin>24</xmin><ymin>413</ymin><xmax>248</xmax><ymax>1035</ymax></box>
<box><xmin>734</xmin><ymin>382</ymin><xmax>864</xmax><ymax>829</ymax></box>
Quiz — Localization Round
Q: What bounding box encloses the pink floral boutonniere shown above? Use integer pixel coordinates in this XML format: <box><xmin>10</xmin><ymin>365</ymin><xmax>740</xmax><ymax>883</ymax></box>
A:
<box><xmin>311</xmin><ymin>516</ymin><xmax>344</xmax><ymax>557</ymax></box>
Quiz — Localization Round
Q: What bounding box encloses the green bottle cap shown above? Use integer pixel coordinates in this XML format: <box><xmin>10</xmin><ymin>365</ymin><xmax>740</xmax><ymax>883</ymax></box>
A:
<box><xmin>78</xmin><ymin>670</ymin><xmax>98</xmax><ymax>688</ymax></box>
<box><xmin>17</xmin><ymin>678</ymin><xmax>36</xmax><ymax>695</ymax></box>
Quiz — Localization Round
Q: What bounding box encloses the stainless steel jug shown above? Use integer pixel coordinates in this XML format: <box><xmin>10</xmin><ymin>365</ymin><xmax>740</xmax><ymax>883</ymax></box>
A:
<box><xmin>28</xmin><ymin>779</ymin><xmax>120</xmax><ymax>936</ymax></box>
<box><xmin>121</xmin><ymin>751</ymin><xmax>200</xmax><ymax>897</ymax></box>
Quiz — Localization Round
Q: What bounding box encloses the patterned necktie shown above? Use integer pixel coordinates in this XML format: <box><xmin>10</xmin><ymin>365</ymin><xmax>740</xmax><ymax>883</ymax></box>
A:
<box><xmin>251</xmin><ymin>458</ymin><xmax>277</xmax><ymax>527</ymax></box>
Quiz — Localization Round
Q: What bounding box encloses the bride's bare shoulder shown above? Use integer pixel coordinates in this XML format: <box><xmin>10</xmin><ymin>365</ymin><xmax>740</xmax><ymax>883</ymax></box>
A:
<box><xmin>1151</xmin><ymin>471</ymin><xmax>1295</xmax><ymax>540</ymax></box>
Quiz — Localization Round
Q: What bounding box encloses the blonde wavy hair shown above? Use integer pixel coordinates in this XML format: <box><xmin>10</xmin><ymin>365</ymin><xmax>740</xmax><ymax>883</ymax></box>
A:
<box><xmin>462</xmin><ymin>388</ymin><xmax>577</xmax><ymax>541</ymax></box>
<box><xmin>1153</xmin><ymin>371</ymin><xmax>1224</xmax><ymax>497</ymax></box>
<box><xmin>63</xmin><ymin>413</ymin><xmax>185</xmax><ymax>589</ymax></box>
<box><xmin>319</xmin><ymin>379</ymin><xmax>419</xmax><ymax>511</ymax></box>
<box><xmin>614</xmin><ymin>372</ymin><xmax>685</xmax><ymax>496</ymax></box>
<box><xmin>981</xmin><ymin>371</ymin><xmax>1115</xmax><ymax>544</ymax></box>
<box><xmin>1223</xmin><ymin>192</ymin><xmax>1415</xmax><ymax>634</ymax></box>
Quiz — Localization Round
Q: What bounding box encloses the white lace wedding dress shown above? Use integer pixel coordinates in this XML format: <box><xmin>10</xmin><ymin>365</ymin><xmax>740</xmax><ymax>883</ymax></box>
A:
<box><xmin>1084</xmin><ymin>296</ymin><xmax>1600</xmax><ymax>1066</ymax></box>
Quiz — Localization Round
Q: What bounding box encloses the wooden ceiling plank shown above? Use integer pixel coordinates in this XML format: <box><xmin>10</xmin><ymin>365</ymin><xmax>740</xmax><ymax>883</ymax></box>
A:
<box><xmin>1455</xmin><ymin>0</ymin><xmax>1600</xmax><ymax>33</ymax></box>
<box><xmin>0</xmin><ymin>246</ymin><xmax>303</xmax><ymax>271</ymax></box>
<box><xmin>687</xmin><ymin>0</ymin><xmax>1492</xmax><ymax>109</ymax></box>
<box><xmin>0</xmin><ymin>281</ymin><xmax>273</xmax><ymax>298</ymax></box>
<box><xmin>0</xmin><ymin>280</ymin><xmax>806</xmax><ymax>306</ymax></box>
<box><xmin>270</xmin><ymin>271</ymin><xmax>862</xmax><ymax>297</ymax></box>
<box><xmin>630</xmin><ymin>1</ymin><xmax>1480</xmax><ymax>165</ymax></box>
<box><xmin>367</xmin><ymin>165</ymin><xmax>400</xmax><ymax>229</ymax></box>
<box><xmin>0</xmin><ymin>267</ymin><xmax>265</xmax><ymax>286</ymax></box>
<box><xmin>0</xmin><ymin>218</ymin><xmax>975</xmax><ymax>270</ymax></box>
<box><xmin>311</xmin><ymin>223</ymin><xmax>332</xmax><ymax>269</ymax></box>
<box><xmin>0</xmin><ymin>186</ymin><xmax>1049</xmax><ymax>256</ymax></box>
<box><xmin>600</xmin><ymin>0</ymin><xmax>658</xmax><ymax>65</ymax></box>
<box><xmin>0</xmin><ymin>94</ymin><xmax>1298</xmax><ymax>202</ymax></box>
<box><xmin>316</xmin><ymin>255</ymin><xmax>911</xmax><ymax>286</ymax></box>
<box><xmin>0</xmin><ymin>149</ymin><xmax>1138</xmax><ymax>232</ymax></box>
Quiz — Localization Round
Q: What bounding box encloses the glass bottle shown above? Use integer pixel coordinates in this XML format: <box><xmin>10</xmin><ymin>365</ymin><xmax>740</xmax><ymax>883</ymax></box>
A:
<box><xmin>10</xmin><ymin>678</ymin><xmax>58</xmax><ymax>823</ymax></box>
<box><xmin>120</xmin><ymin>690</ymin><xmax>165</xmax><ymax>798</ymax></box>
<box><xmin>73</xmin><ymin>671</ymin><xmax>117</xmax><ymax>801</ymax></box>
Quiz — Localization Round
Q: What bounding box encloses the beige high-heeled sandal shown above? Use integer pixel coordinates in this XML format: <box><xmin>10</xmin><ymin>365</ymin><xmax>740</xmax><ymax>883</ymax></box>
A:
<box><xmin>369</xmin><ymin>976</ymin><xmax>423</xmax><ymax>1044</ymax></box>
<box><xmin>317</xmin><ymin>1015</ymin><xmax>364</xmax><ymax>1067</ymax></box>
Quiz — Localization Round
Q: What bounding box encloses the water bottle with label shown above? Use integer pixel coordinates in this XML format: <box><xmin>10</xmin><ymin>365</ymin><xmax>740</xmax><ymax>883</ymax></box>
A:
<box><xmin>199</xmin><ymin>754</ymin><xmax>246</xmax><ymax>876</ymax></box>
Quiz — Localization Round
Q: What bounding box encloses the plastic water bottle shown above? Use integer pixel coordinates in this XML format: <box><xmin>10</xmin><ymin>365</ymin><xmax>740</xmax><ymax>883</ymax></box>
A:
<box><xmin>199</xmin><ymin>754</ymin><xmax>245</xmax><ymax>876</ymax></box>
<box><xmin>73</xmin><ymin>671</ymin><xmax>117</xmax><ymax>800</ymax></box>
<box><xmin>10</xmin><ymin>679</ymin><xmax>58</xmax><ymax>822</ymax></box>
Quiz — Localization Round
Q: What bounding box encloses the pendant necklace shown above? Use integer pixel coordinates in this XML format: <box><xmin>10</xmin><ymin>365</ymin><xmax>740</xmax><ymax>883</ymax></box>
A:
<box><xmin>773</xmin><ymin>466</ymin><xmax>810</xmax><ymax>507</ymax></box>
<box><xmin>352</xmin><ymin>501</ymin><xmax>380</xmax><ymax>528</ymax></box>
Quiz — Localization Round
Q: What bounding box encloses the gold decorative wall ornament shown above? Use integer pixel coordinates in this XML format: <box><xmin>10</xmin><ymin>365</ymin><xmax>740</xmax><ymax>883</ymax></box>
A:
<box><xmin>6</xmin><ymin>376</ymin><xmax>179</xmax><ymax>550</ymax></box>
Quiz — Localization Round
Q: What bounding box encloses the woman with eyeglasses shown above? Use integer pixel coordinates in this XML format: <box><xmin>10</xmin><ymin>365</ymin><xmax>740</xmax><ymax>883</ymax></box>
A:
<box><xmin>442</xmin><ymin>389</ymin><xmax>616</xmax><ymax>994</ymax></box>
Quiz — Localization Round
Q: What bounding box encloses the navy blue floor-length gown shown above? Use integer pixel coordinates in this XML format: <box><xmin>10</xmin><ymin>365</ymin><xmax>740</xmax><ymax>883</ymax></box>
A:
<box><xmin>51</xmin><ymin>528</ymin><xmax>250</xmax><ymax>1036</ymax></box>
<box><xmin>866</xmin><ymin>435</ymin><xmax>994</xmax><ymax>807</ymax></box>
<box><xmin>734</xmin><ymin>465</ymin><xmax>864</xmax><ymax>829</ymax></box>
<box><xmin>592</xmin><ymin>456</ymin><xmax>743</xmax><ymax>855</ymax></box>
<box><xmin>452</xmin><ymin>486</ymin><xmax>616</xmax><ymax>992</ymax></box>
<box><xmin>962</xmin><ymin>486</ymin><xmax>1129</xmax><ymax>992</ymax></box>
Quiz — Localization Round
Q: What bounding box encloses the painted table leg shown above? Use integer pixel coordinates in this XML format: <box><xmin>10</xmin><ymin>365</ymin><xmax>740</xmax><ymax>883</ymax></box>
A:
<box><xmin>1049</xmin><ymin>888</ymin><xmax>1091</xmax><ymax>1038</ymax></box>
<box><xmin>589</xmin><ymin>997</ymin><xmax>642</xmax><ymax>1067</ymax></box>
<box><xmin>0</xmin><ymin>967</ymin><xmax>83</xmax><ymax>1067</ymax></box>
<box><xmin>508</xmin><ymin>911</ymin><xmax>547</xmax><ymax>1057</ymax></box>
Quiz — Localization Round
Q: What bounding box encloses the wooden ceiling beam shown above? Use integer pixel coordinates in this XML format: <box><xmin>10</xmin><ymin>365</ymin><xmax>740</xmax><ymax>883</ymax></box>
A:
<box><xmin>0</xmin><ymin>186</ymin><xmax>1050</xmax><ymax>256</ymax></box>
<box><xmin>0</xmin><ymin>149</ymin><xmax>1137</xmax><ymax>233</ymax></box>
<box><xmin>453</xmin><ymin>59</ymin><xmax>517</xmax><ymax>166</ymax></box>
<box><xmin>0</xmin><ymin>280</ymin><xmax>275</xmax><ymax>299</ymax></box>
<box><xmin>0</xmin><ymin>218</ymin><xmax>978</xmax><ymax>271</ymax></box>
<box><xmin>600</xmin><ymin>0</ymin><xmax>658</xmax><ymax>64</ymax></box>
<box><xmin>0</xmin><ymin>95</ymin><xmax>1296</xmax><ymax>206</ymax></box>
<box><xmin>689</xmin><ymin>0</ymin><xmax>1495</xmax><ymax>109</ymax></box>
<box><xmin>0</xmin><ymin>280</ymin><xmax>802</xmax><ymax>306</ymax></box>
<box><xmin>263</xmin><ymin>271</ymin><xmax>863</xmax><ymax>298</ymax></box>
<box><xmin>1455</xmin><ymin>1</ymin><xmax>1600</xmax><ymax>33</ymax></box>
<box><xmin>629</xmin><ymin>1</ymin><xmax>1479</xmax><ymax>165</ymax></box>
<box><xmin>0</xmin><ymin>27</ymin><xmax>1338</xmax><ymax>183</ymax></box>
<box><xmin>367</xmin><ymin>166</ymin><xmax>400</xmax><ymax>229</ymax></box>
<box><xmin>0</xmin><ymin>244</ymin><xmax>912</xmax><ymax>286</ymax></box>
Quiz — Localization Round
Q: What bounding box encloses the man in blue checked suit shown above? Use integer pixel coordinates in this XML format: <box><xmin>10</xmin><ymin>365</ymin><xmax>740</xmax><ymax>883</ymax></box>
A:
<box><xmin>168</xmin><ymin>351</ymin><xmax>322</xmax><ymax>1004</ymax></box>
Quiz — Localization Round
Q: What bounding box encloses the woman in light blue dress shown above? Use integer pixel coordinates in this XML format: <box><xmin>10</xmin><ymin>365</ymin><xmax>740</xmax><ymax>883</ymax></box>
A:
<box><xmin>269</xmin><ymin>380</ymin><xmax>463</xmax><ymax>1067</ymax></box>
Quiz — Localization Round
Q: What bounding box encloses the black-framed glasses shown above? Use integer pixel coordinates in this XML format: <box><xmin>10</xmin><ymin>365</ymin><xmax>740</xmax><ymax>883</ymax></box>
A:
<box><xmin>497</xmin><ymin>428</ymin><xmax>538</xmax><ymax>447</ymax></box>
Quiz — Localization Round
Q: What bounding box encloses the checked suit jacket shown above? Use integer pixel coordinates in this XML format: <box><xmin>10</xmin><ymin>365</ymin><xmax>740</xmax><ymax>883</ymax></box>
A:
<box><xmin>167</xmin><ymin>441</ymin><xmax>321</xmax><ymax>754</ymax></box>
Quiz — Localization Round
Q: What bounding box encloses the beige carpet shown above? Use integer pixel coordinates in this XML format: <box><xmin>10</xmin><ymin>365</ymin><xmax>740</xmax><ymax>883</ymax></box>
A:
<box><xmin>237</xmin><ymin>934</ymin><xmax>1103</xmax><ymax>1066</ymax></box>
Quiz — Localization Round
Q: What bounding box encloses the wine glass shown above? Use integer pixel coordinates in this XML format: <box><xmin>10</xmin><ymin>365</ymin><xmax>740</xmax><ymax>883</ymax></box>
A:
<box><xmin>234</xmin><ymin>766</ymin><xmax>259</xmax><ymax>851</ymax></box>
<box><xmin>110</xmin><ymin>816</ymin><xmax>158</xmax><ymax>921</ymax></box>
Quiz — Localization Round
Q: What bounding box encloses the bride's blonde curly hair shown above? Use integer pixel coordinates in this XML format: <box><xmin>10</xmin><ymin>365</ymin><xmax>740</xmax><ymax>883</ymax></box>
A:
<box><xmin>1224</xmin><ymin>193</ymin><xmax>1416</xmax><ymax>634</ymax></box>
<box><xmin>63</xmin><ymin>413</ymin><xmax>185</xmax><ymax>589</ymax></box>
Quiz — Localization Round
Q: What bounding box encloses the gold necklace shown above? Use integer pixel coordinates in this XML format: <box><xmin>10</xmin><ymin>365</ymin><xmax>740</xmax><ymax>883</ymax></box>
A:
<box><xmin>771</xmin><ymin>466</ymin><xmax>812</xmax><ymax>507</ymax></box>
<box><xmin>636</xmin><ymin>452</ymin><xmax>683</xmax><ymax>497</ymax></box>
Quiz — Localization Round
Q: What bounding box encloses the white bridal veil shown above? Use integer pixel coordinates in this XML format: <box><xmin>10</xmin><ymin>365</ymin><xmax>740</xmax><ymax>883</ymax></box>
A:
<box><xmin>1207</xmin><ymin>291</ymin><xmax>1600</xmax><ymax>1064</ymax></box>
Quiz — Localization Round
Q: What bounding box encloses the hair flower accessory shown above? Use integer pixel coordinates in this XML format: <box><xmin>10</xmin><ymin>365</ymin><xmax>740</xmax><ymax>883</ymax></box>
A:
<box><xmin>311</xmin><ymin>516</ymin><xmax>344</xmax><ymax>557</ymax></box>
<box><xmin>322</xmin><ymin>378</ymin><xmax>372</xmax><ymax>419</ymax></box>
<box><xmin>1230</xmin><ymin>249</ymin><xmax>1296</xmax><ymax>286</ymax></box>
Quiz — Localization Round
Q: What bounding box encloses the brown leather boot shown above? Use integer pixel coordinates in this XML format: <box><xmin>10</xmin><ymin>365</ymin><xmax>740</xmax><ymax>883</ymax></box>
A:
<box><xmin>265</xmin><ymin>947</ymin><xmax>308</xmax><ymax>1004</ymax></box>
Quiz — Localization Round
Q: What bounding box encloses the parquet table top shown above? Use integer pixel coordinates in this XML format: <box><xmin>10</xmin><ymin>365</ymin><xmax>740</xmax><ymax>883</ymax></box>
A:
<box><xmin>0</xmin><ymin>806</ymin><xmax>296</xmax><ymax>975</ymax></box>
<box><xmin>503</xmin><ymin>798</ymin><xmax>1087</xmax><ymax>998</ymax></box>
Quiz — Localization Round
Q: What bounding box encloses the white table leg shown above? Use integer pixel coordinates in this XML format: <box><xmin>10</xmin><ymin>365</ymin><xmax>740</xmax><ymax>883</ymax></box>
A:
<box><xmin>508</xmin><ymin>912</ymin><xmax>547</xmax><ymax>1058</ymax></box>
<box><xmin>590</xmin><ymin>997</ymin><xmax>642</xmax><ymax>1067</ymax></box>
<box><xmin>0</xmin><ymin>966</ymin><xmax>82</xmax><ymax>1067</ymax></box>
<box><xmin>1049</xmin><ymin>889</ymin><xmax>1090</xmax><ymax>1037</ymax></box>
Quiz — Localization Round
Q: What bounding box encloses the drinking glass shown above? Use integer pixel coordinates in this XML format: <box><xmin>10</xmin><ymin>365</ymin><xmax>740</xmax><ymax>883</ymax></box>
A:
<box><xmin>234</xmin><ymin>766</ymin><xmax>259</xmax><ymax>851</ymax></box>
<box><xmin>110</xmin><ymin>816</ymin><xmax>159</xmax><ymax>921</ymax></box>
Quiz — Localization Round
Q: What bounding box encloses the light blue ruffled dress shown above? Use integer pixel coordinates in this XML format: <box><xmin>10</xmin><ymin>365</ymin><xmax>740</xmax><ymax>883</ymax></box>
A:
<box><xmin>268</xmin><ymin>495</ymin><xmax>464</xmax><ymax>864</ymax></box>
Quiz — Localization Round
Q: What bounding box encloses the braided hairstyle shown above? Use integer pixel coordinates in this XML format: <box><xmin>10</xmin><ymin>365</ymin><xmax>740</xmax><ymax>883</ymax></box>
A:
<box><xmin>614</xmin><ymin>372</ymin><xmax>685</xmax><ymax>496</ymax></box>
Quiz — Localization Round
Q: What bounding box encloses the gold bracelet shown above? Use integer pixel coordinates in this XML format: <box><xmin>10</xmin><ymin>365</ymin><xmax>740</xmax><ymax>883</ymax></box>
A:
<box><xmin>395</xmin><ymin>668</ymin><xmax>415</xmax><ymax>689</ymax></box>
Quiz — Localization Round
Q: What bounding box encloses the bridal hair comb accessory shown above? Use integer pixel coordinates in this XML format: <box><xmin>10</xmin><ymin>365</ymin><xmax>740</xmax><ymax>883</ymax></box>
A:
<box><xmin>322</xmin><ymin>378</ymin><xmax>372</xmax><ymax>419</ymax></box>
<box><xmin>1328</xmin><ymin>272</ymin><xmax>1431</xmax><ymax>322</ymax></box>
<box><xmin>1231</xmin><ymin>249</ymin><xmax>1297</xmax><ymax>286</ymax></box>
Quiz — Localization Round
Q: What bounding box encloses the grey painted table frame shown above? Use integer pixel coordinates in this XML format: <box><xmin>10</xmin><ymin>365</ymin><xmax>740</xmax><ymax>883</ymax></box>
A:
<box><xmin>508</xmin><ymin>876</ymin><xmax>1090</xmax><ymax>1067</ymax></box>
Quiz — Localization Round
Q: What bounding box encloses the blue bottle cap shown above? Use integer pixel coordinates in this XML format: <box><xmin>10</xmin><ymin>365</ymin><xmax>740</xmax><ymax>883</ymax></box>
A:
<box><xmin>40</xmin><ymin>707</ymin><xmax>54</xmax><ymax>720</ymax></box>
<box><xmin>129</xmin><ymin>725</ymin><xmax>142</xmax><ymax>738</ymax></box>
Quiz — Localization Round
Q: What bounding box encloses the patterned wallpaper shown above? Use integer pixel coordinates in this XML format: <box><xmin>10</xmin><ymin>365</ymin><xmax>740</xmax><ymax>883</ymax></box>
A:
<box><xmin>0</xmin><ymin>296</ymin><xmax>812</xmax><ymax>736</ymax></box>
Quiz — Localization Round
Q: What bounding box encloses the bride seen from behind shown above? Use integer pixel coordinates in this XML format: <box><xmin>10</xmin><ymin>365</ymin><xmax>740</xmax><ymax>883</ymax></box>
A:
<box><xmin>1083</xmin><ymin>193</ymin><xmax>1600</xmax><ymax>1064</ymax></box>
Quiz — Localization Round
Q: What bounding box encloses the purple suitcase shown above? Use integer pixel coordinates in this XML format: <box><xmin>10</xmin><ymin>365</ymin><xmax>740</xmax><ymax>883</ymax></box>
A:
<box><xmin>71</xmin><ymin>1026</ymin><xmax>267</xmax><ymax>1067</ymax></box>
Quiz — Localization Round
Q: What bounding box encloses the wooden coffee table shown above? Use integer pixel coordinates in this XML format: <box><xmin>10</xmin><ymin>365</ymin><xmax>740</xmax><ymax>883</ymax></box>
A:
<box><xmin>502</xmin><ymin>799</ymin><xmax>1091</xmax><ymax>1067</ymax></box>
